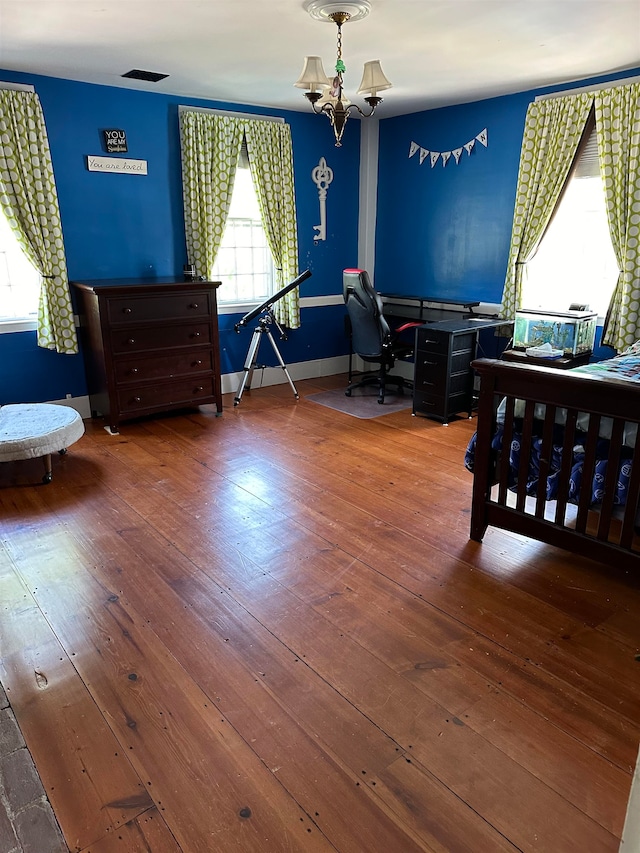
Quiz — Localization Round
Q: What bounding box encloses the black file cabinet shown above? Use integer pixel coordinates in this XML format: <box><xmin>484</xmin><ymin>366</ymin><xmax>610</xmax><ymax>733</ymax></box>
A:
<box><xmin>413</xmin><ymin>318</ymin><xmax>507</xmax><ymax>424</ymax></box>
<box><xmin>413</xmin><ymin>323</ymin><xmax>476</xmax><ymax>423</ymax></box>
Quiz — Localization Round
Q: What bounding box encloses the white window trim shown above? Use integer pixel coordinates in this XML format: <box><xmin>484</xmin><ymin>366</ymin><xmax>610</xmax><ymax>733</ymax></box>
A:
<box><xmin>0</xmin><ymin>81</ymin><xmax>35</xmax><ymax>92</ymax></box>
<box><xmin>0</xmin><ymin>318</ymin><xmax>37</xmax><ymax>333</ymax></box>
<box><xmin>177</xmin><ymin>105</ymin><xmax>284</xmax><ymax>123</ymax></box>
<box><xmin>535</xmin><ymin>73</ymin><xmax>640</xmax><ymax>102</ymax></box>
<box><xmin>217</xmin><ymin>294</ymin><xmax>342</xmax><ymax>316</ymax></box>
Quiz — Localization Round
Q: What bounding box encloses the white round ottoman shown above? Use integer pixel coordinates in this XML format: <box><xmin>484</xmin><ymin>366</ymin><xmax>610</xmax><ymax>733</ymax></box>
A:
<box><xmin>0</xmin><ymin>403</ymin><xmax>85</xmax><ymax>484</ymax></box>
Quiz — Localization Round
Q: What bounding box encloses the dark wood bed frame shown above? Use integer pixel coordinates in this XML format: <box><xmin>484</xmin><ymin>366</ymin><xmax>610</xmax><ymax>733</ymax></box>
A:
<box><xmin>470</xmin><ymin>358</ymin><xmax>640</xmax><ymax>570</ymax></box>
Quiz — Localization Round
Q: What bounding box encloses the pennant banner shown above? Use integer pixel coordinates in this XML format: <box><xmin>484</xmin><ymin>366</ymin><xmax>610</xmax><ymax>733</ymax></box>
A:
<box><xmin>408</xmin><ymin>128</ymin><xmax>488</xmax><ymax>170</ymax></box>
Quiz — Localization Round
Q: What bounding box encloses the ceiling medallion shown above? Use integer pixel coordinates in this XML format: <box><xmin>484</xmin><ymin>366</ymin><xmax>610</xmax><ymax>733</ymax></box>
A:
<box><xmin>294</xmin><ymin>0</ymin><xmax>391</xmax><ymax>147</ymax></box>
<box><xmin>304</xmin><ymin>0</ymin><xmax>372</xmax><ymax>23</ymax></box>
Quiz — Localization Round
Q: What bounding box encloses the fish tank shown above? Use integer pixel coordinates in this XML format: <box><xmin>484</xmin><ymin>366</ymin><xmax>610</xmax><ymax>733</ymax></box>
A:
<box><xmin>513</xmin><ymin>309</ymin><xmax>597</xmax><ymax>356</ymax></box>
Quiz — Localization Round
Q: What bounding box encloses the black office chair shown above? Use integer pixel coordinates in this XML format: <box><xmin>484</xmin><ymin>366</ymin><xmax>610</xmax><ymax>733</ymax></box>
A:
<box><xmin>343</xmin><ymin>268</ymin><xmax>418</xmax><ymax>404</ymax></box>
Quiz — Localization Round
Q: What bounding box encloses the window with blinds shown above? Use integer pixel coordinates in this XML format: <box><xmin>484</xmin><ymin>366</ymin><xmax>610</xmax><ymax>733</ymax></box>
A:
<box><xmin>522</xmin><ymin>121</ymin><xmax>618</xmax><ymax>319</ymax></box>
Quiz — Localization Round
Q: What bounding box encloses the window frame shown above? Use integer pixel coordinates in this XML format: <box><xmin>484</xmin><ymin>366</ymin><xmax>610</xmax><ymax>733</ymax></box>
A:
<box><xmin>521</xmin><ymin>112</ymin><xmax>618</xmax><ymax>322</ymax></box>
<box><xmin>211</xmin><ymin>159</ymin><xmax>276</xmax><ymax>308</ymax></box>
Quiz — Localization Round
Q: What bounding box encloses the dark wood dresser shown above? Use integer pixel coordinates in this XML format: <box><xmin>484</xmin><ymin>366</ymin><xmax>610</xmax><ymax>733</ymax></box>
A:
<box><xmin>72</xmin><ymin>277</ymin><xmax>223</xmax><ymax>433</ymax></box>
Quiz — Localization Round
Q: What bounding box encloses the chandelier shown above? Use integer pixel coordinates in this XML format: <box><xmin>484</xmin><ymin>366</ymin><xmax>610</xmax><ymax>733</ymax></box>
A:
<box><xmin>294</xmin><ymin>0</ymin><xmax>392</xmax><ymax>147</ymax></box>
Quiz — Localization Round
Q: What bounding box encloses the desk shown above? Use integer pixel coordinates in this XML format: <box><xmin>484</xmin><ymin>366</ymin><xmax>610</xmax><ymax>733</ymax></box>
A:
<box><xmin>413</xmin><ymin>318</ymin><xmax>511</xmax><ymax>424</ymax></box>
<box><xmin>380</xmin><ymin>293</ymin><xmax>481</xmax><ymax>324</ymax></box>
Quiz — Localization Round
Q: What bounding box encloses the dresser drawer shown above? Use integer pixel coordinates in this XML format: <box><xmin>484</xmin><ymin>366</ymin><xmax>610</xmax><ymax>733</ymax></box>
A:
<box><xmin>416</xmin><ymin>329</ymin><xmax>449</xmax><ymax>354</ymax></box>
<box><xmin>114</xmin><ymin>350</ymin><xmax>214</xmax><ymax>384</ymax></box>
<box><xmin>450</xmin><ymin>332</ymin><xmax>476</xmax><ymax>354</ymax></box>
<box><xmin>106</xmin><ymin>292</ymin><xmax>212</xmax><ymax>324</ymax></box>
<box><xmin>413</xmin><ymin>391</ymin><xmax>446</xmax><ymax>416</ymax></box>
<box><xmin>414</xmin><ymin>390</ymin><xmax>470</xmax><ymax>418</ymax></box>
<box><xmin>110</xmin><ymin>322</ymin><xmax>211</xmax><ymax>355</ymax></box>
<box><xmin>415</xmin><ymin>369</ymin><xmax>470</xmax><ymax>395</ymax></box>
<box><xmin>117</xmin><ymin>377</ymin><xmax>216</xmax><ymax>415</ymax></box>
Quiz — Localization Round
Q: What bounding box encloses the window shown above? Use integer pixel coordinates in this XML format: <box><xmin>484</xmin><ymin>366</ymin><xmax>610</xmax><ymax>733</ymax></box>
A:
<box><xmin>0</xmin><ymin>210</ymin><xmax>40</xmax><ymax>323</ymax></box>
<box><xmin>211</xmin><ymin>161</ymin><xmax>275</xmax><ymax>305</ymax></box>
<box><xmin>523</xmin><ymin>125</ymin><xmax>618</xmax><ymax>318</ymax></box>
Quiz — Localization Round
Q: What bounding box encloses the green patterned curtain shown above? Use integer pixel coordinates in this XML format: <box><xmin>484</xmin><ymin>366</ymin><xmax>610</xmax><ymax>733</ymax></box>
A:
<box><xmin>0</xmin><ymin>90</ymin><xmax>77</xmax><ymax>353</ymax></box>
<box><xmin>500</xmin><ymin>93</ymin><xmax>593</xmax><ymax>319</ymax></box>
<box><xmin>180</xmin><ymin>111</ymin><xmax>300</xmax><ymax>328</ymax></box>
<box><xmin>245</xmin><ymin>121</ymin><xmax>300</xmax><ymax>328</ymax></box>
<box><xmin>179</xmin><ymin>111</ymin><xmax>244</xmax><ymax>281</ymax></box>
<box><xmin>595</xmin><ymin>83</ymin><xmax>640</xmax><ymax>351</ymax></box>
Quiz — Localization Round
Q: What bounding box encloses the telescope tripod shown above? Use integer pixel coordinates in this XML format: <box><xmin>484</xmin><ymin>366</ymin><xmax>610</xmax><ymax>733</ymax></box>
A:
<box><xmin>234</xmin><ymin>310</ymin><xmax>299</xmax><ymax>406</ymax></box>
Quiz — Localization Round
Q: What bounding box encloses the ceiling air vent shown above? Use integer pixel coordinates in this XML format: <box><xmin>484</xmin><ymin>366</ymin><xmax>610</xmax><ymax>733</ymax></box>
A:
<box><xmin>121</xmin><ymin>69</ymin><xmax>169</xmax><ymax>83</ymax></box>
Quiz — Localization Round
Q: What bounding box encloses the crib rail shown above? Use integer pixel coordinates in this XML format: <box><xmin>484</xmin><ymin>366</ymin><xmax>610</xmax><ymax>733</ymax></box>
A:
<box><xmin>470</xmin><ymin>359</ymin><xmax>640</xmax><ymax>570</ymax></box>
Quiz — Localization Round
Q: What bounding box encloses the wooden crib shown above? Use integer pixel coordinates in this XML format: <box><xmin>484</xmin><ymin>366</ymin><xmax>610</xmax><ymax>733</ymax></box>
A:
<box><xmin>468</xmin><ymin>358</ymin><xmax>640</xmax><ymax>570</ymax></box>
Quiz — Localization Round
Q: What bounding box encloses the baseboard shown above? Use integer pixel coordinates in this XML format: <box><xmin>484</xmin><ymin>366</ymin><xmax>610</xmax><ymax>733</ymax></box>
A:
<box><xmin>49</xmin><ymin>395</ymin><xmax>92</xmax><ymax>419</ymax></box>
<box><xmin>221</xmin><ymin>355</ymin><xmax>351</xmax><ymax>395</ymax></box>
<box><xmin>51</xmin><ymin>356</ymin><xmax>351</xmax><ymax>418</ymax></box>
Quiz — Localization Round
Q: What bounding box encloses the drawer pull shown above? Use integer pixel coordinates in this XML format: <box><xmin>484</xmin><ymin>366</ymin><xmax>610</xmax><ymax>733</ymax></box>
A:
<box><xmin>123</xmin><ymin>307</ymin><xmax>132</xmax><ymax>314</ymax></box>
<box><xmin>194</xmin><ymin>385</ymin><xmax>204</xmax><ymax>393</ymax></box>
<box><xmin>422</xmin><ymin>339</ymin><xmax>440</xmax><ymax>345</ymax></box>
<box><xmin>189</xmin><ymin>303</ymin><xmax>199</xmax><ymax>309</ymax></box>
<box><xmin>133</xmin><ymin>396</ymin><xmax>142</xmax><ymax>403</ymax></box>
<box><xmin>130</xmin><ymin>367</ymin><xmax>139</xmax><ymax>375</ymax></box>
<box><xmin>190</xmin><ymin>331</ymin><xmax>201</xmax><ymax>338</ymax></box>
<box><xmin>422</xmin><ymin>360</ymin><xmax>438</xmax><ymax>366</ymax></box>
<box><xmin>192</xmin><ymin>359</ymin><xmax>203</xmax><ymax>367</ymax></box>
<box><xmin>127</xmin><ymin>338</ymin><xmax>136</xmax><ymax>345</ymax></box>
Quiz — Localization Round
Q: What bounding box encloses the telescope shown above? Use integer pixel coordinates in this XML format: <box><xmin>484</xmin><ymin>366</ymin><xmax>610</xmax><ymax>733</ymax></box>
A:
<box><xmin>234</xmin><ymin>269</ymin><xmax>312</xmax><ymax>332</ymax></box>
<box><xmin>233</xmin><ymin>269</ymin><xmax>312</xmax><ymax>405</ymax></box>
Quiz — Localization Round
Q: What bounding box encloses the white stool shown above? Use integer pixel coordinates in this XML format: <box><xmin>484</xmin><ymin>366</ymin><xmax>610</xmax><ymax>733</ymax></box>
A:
<box><xmin>0</xmin><ymin>403</ymin><xmax>85</xmax><ymax>483</ymax></box>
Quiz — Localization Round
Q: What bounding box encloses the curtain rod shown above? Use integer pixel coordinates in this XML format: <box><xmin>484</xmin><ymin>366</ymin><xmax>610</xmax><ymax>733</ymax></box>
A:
<box><xmin>535</xmin><ymin>73</ymin><xmax>640</xmax><ymax>101</ymax></box>
<box><xmin>178</xmin><ymin>105</ymin><xmax>284</xmax><ymax>123</ymax></box>
<box><xmin>0</xmin><ymin>81</ymin><xmax>35</xmax><ymax>92</ymax></box>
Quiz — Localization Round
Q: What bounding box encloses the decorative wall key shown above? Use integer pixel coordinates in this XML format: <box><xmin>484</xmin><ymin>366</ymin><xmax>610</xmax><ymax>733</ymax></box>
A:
<box><xmin>311</xmin><ymin>157</ymin><xmax>333</xmax><ymax>242</ymax></box>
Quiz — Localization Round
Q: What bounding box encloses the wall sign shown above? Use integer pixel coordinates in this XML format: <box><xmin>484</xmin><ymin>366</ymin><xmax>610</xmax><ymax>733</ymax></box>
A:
<box><xmin>102</xmin><ymin>128</ymin><xmax>128</xmax><ymax>153</ymax></box>
<box><xmin>86</xmin><ymin>155</ymin><xmax>147</xmax><ymax>175</ymax></box>
<box><xmin>408</xmin><ymin>128</ymin><xmax>488</xmax><ymax>169</ymax></box>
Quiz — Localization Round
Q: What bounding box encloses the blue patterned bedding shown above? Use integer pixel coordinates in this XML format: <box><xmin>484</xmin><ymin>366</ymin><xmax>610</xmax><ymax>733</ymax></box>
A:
<box><xmin>464</xmin><ymin>425</ymin><xmax>634</xmax><ymax>506</ymax></box>
<box><xmin>464</xmin><ymin>345</ymin><xmax>640</xmax><ymax>508</ymax></box>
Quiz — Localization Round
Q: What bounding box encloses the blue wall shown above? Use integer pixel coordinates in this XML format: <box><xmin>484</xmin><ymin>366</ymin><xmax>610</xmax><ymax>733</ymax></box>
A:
<box><xmin>375</xmin><ymin>67</ymin><xmax>640</xmax><ymax>309</ymax></box>
<box><xmin>376</xmin><ymin>91</ymin><xmax>530</xmax><ymax>303</ymax></box>
<box><xmin>4</xmin><ymin>63</ymin><xmax>640</xmax><ymax>405</ymax></box>
<box><xmin>0</xmin><ymin>70</ymin><xmax>360</xmax><ymax>404</ymax></box>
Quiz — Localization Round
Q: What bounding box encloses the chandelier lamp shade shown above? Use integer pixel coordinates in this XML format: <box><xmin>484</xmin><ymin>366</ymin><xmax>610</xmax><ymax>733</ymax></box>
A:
<box><xmin>294</xmin><ymin>0</ymin><xmax>391</xmax><ymax>147</ymax></box>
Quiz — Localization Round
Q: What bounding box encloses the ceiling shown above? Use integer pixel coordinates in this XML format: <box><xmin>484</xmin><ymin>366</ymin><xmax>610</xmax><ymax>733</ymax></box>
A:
<box><xmin>1</xmin><ymin>0</ymin><xmax>639</xmax><ymax>118</ymax></box>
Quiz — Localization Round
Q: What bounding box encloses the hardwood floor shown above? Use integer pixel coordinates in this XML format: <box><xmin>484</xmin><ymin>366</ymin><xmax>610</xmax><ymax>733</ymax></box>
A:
<box><xmin>0</xmin><ymin>374</ymin><xmax>638</xmax><ymax>852</ymax></box>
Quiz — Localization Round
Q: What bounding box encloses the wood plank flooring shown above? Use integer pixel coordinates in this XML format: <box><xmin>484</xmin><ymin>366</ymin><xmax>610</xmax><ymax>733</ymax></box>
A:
<box><xmin>1</xmin><ymin>374</ymin><xmax>638</xmax><ymax>852</ymax></box>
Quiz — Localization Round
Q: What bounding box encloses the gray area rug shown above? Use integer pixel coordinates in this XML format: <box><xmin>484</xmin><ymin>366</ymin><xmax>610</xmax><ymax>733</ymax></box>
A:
<box><xmin>306</xmin><ymin>386</ymin><xmax>412</xmax><ymax>419</ymax></box>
